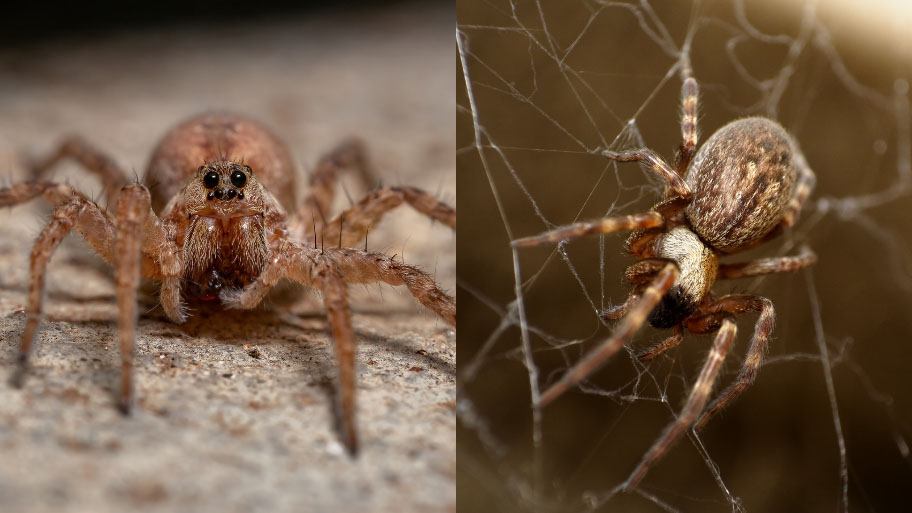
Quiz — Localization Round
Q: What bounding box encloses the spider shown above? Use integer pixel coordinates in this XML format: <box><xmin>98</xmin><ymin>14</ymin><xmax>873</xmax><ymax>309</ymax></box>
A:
<box><xmin>513</xmin><ymin>75</ymin><xmax>816</xmax><ymax>488</ymax></box>
<box><xmin>3</xmin><ymin>113</ymin><xmax>456</xmax><ymax>454</ymax></box>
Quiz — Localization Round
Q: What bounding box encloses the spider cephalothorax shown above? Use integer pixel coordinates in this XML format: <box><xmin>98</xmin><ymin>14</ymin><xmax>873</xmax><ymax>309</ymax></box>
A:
<box><xmin>514</xmin><ymin>75</ymin><xmax>816</xmax><ymax>488</ymax></box>
<box><xmin>168</xmin><ymin>161</ymin><xmax>277</xmax><ymax>302</ymax></box>
<box><xmin>5</xmin><ymin>112</ymin><xmax>456</xmax><ymax>454</ymax></box>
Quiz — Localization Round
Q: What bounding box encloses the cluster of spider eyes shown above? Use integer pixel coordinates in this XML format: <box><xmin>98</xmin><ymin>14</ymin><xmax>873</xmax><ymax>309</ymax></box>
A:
<box><xmin>203</xmin><ymin>169</ymin><xmax>247</xmax><ymax>201</ymax></box>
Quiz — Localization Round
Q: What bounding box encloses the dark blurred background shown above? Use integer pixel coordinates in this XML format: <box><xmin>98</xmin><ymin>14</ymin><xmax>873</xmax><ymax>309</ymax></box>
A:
<box><xmin>458</xmin><ymin>1</ymin><xmax>912</xmax><ymax>512</ymax></box>
<box><xmin>2</xmin><ymin>1</ymin><xmax>387</xmax><ymax>46</ymax></box>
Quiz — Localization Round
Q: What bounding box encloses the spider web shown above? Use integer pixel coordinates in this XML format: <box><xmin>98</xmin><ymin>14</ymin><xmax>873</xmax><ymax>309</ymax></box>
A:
<box><xmin>457</xmin><ymin>1</ymin><xmax>912</xmax><ymax>511</ymax></box>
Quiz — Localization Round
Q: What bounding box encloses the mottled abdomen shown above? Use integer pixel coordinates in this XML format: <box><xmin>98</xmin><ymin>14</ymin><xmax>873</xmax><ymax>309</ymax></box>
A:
<box><xmin>145</xmin><ymin>113</ymin><xmax>297</xmax><ymax>213</ymax></box>
<box><xmin>684</xmin><ymin>117</ymin><xmax>796</xmax><ymax>253</ymax></box>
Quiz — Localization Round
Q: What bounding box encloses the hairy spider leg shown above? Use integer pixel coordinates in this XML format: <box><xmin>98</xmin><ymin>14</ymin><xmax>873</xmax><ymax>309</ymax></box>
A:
<box><xmin>294</xmin><ymin>138</ymin><xmax>376</xmax><ymax>237</ymax></box>
<box><xmin>317</xmin><ymin>186</ymin><xmax>456</xmax><ymax>249</ymax></box>
<box><xmin>113</xmin><ymin>185</ymin><xmax>149</xmax><ymax>412</ymax></box>
<box><xmin>1</xmin><ymin>180</ymin><xmax>180</xmax><ymax>412</ymax></box>
<box><xmin>637</xmin><ymin>324</ymin><xmax>684</xmax><ymax>361</ymax></box>
<box><xmin>310</xmin><ymin>257</ymin><xmax>359</xmax><ymax>454</ymax></box>
<box><xmin>25</xmin><ymin>135</ymin><xmax>130</xmax><ymax>208</ymax></box>
<box><xmin>599</xmin><ymin>258</ymin><xmax>670</xmax><ymax>321</ymax></box>
<box><xmin>600</xmin><ymin>287</ymin><xmax>642</xmax><ymax>321</ymax></box>
<box><xmin>512</xmin><ymin>212</ymin><xmax>664</xmax><ymax>248</ymax></box>
<box><xmin>10</xmin><ymin>200</ymin><xmax>88</xmax><ymax>386</ymax></box>
<box><xmin>674</xmin><ymin>76</ymin><xmax>700</xmax><ymax>176</ymax></box>
<box><xmin>18</xmin><ymin>136</ymin><xmax>188</xmax><ymax>323</ymax></box>
<box><xmin>222</xmin><ymin>245</ymin><xmax>455</xmax><ymax>326</ymax></box>
<box><xmin>691</xmin><ymin>295</ymin><xmax>776</xmax><ymax>430</ymax></box>
<box><xmin>539</xmin><ymin>263</ymin><xmax>679</xmax><ymax>406</ymax></box>
<box><xmin>718</xmin><ymin>249</ymin><xmax>817</xmax><ymax>279</ymax></box>
<box><xmin>217</xmin><ymin>243</ymin><xmax>455</xmax><ymax>453</ymax></box>
<box><xmin>0</xmin><ymin>182</ymin><xmax>115</xmax><ymax>383</ymax></box>
<box><xmin>624</xmin><ymin>317</ymin><xmax>737</xmax><ymax>490</ymax></box>
<box><xmin>602</xmin><ymin>148</ymin><xmax>692</xmax><ymax>200</ymax></box>
<box><xmin>782</xmin><ymin>148</ymin><xmax>817</xmax><ymax>228</ymax></box>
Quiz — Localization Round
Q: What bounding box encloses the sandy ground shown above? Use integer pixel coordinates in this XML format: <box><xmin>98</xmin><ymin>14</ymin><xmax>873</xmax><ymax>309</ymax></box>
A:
<box><xmin>0</xmin><ymin>4</ymin><xmax>455</xmax><ymax>513</ymax></box>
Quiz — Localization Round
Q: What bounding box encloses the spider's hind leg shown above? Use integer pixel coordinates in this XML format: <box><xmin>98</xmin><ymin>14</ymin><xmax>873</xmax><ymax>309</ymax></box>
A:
<box><xmin>315</xmin><ymin>186</ymin><xmax>456</xmax><ymax>248</ymax></box>
<box><xmin>24</xmin><ymin>135</ymin><xmax>130</xmax><ymax>208</ymax></box>
<box><xmin>294</xmin><ymin>138</ymin><xmax>376</xmax><ymax>235</ymax></box>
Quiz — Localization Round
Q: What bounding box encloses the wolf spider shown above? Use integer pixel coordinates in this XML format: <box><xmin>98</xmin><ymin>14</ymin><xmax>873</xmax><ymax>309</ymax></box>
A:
<box><xmin>513</xmin><ymin>76</ymin><xmax>816</xmax><ymax>488</ymax></box>
<box><xmin>4</xmin><ymin>113</ymin><xmax>456</xmax><ymax>454</ymax></box>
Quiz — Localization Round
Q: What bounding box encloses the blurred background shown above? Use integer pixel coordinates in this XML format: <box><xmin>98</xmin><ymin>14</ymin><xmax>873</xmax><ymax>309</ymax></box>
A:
<box><xmin>458</xmin><ymin>0</ymin><xmax>912</xmax><ymax>512</ymax></box>
<box><xmin>0</xmin><ymin>2</ymin><xmax>455</xmax><ymax>513</ymax></box>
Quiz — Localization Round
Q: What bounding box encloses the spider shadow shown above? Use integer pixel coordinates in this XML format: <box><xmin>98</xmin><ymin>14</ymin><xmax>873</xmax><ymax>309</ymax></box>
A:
<box><xmin>11</xmin><ymin>286</ymin><xmax>453</xmax><ymax>449</ymax></box>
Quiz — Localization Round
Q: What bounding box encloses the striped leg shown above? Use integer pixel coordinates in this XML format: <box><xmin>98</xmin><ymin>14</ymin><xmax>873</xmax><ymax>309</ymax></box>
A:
<box><xmin>674</xmin><ymin>77</ymin><xmax>700</xmax><ymax>175</ymax></box>
<box><xmin>694</xmin><ymin>295</ymin><xmax>775</xmax><ymax>430</ymax></box>
<box><xmin>624</xmin><ymin>317</ymin><xmax>737</xmax><ymax>489</ymax></box>
<box><xmin>539</xmin><ymin>263</ymin><xmax>679</xmax><ymax>406</ymax></box>
<box><xmin>718</xmin><ymin>249</ymin><xmax>816</xmax><ymax>280</ymax></box>
<box><xmin>781</xmin><ymin>148</ymin><xmax>816</xmax><ymax>227</ymax></box>
<box><xmin>601</xmin><ymin>148</ymin><xmax>692</xmax><ymax>199</ymax></box>
<box><xmin>512</xmin><ymin>212</ymin><xmax>664</xmax><ymax>248</ymax></box>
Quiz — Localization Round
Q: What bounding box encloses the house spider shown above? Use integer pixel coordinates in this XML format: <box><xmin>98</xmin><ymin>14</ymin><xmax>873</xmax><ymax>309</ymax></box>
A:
<box><xmin>513</xmin><ymin>76</ymin><xmax>816</xmax><ymax>488</ymax></box>
<box><xmin>3</xmin><ymin>113</ymin><xmax>456</xmax><ymax>454</ymax></box>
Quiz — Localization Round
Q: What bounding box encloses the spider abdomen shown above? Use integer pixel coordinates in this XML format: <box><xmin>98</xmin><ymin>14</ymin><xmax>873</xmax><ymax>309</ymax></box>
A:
<box><xmin>684</xmin><ymin>117</ymin><xmax>796</xmax><ymax>253</ymax></box>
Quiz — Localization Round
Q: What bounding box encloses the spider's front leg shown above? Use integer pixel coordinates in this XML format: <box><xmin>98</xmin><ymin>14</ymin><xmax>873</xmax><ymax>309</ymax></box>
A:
<box><xmin>624</xmin><ymin>317</ymin><xmax>737</xmax><ymax>490</ymax></box>
<box><xmin>111</xmin><ymin>184</ymin><xmax>183</xmax><ymax>410</ymax></box>
<box><xmin>4</xmin><ymin>183</ymin><xmax>117</xmax><ymax>387</ymax></box>
<box><xmin>222</xmin><ymin>245</ymin><xmax>456</xmax><ymax>326</ymax></box>
<box><xmin>217</xmin><ymin>245</ymin><xmax>363</xmax><ymax>453</ymax></box>
<box><xmin>512</xmin><ymin>212</ymin><xmax>665</xmax><ymax>248</ymax></box>
<box><xmin>539</xmin><ymin>263</ymin><xmax>679</xmax><ymax>406</ymax></box>
<box><xmin>113</xmin><ymin>185</ymin><xmax>149</xmax><ymax>412</ymax></box>
<box><xmin>219</xmin><ymin>243</ymin><xmax>455</xmax><ymax>452</ymax></box>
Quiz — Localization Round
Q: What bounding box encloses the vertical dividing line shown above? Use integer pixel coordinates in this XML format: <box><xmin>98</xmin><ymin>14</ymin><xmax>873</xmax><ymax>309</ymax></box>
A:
<box><xmin>804</xmin><ymin>268</ymin><xmax>848</xmax><ymax>513</ymax></box>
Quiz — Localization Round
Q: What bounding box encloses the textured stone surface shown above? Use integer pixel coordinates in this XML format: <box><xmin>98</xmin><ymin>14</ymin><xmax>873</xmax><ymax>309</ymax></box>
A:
<box><xmin>0</xmin><ymin>4</ymin><xmax>455</xmax><ymax>513</ymax></box>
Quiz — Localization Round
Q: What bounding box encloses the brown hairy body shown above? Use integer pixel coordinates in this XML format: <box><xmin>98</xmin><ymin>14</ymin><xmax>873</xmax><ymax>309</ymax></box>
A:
<box><xmin>4</xmin><ymin>113</ymin><xmax>456</xmax><ymax>454</ymax></box>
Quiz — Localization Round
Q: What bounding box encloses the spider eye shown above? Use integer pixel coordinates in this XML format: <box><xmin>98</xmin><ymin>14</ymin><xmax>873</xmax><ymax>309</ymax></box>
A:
<box><xmin>230</xmin><ymin>170</ymin><xmax>247</xmax><ymax>188</ymax></box>
<box><xmin>203</xmin><ymin>171</ymin><xmax>219</xmax><ymax>189</ymax></box>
